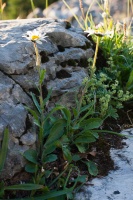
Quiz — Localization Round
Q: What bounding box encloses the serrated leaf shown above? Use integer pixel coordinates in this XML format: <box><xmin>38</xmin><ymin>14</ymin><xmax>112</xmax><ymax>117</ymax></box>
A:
<box><xmin>23</xmin><ymin>149</ymin><xmax>38</xmax><ymax>164</ymax></box>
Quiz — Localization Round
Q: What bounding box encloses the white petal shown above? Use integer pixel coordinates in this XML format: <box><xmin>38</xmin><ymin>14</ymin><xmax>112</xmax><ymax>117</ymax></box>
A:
<box><xmin>36</xmin><ymin>40</ymin><xmax>42</xmax><ymax>44</ymax></box>
<box><xmin>27</xmin><ymin>31</ymin><xmax>33</xmax><ymax>36</ymax></box>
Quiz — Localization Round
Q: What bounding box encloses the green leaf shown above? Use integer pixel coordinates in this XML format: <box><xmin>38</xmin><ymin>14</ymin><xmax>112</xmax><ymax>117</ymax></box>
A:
<box><xmin>0</xmin><ymin>128</ymin><xmax>9</xmax><ymax>172</ymax></box>
<box><xmin>72</xmin><ymin>154</ymin><xmax>81</xmax><ymax>161</ymax></box>
<box><xmin>0</xmin><ymin>181</ymin><xmax>5</xmax><ymax>198</ymax></box>
<box><xmin>79</xmin><ymin>103</ymin><xmax>94</xmax><ymax>114</ymax></box>
<box><xmin>25</xmin><ymin>162</ymin><xmax>38</xmax><ymax>173</ymax></box>
<box><xmin>31</xmin><ymin>92</ymin><xmax>41</xmax><ymax>114</ymax></box>
<box><xmin>44</xmin><ymin>154</ymin><xmax>58</xmax><ymax>163</ymax></box>
<box><xmin>76</xmin><ymin>144</ymin><xmax>86</xmax><ymax>153</ymax></box>
<box><xmin>80</xmin><ymin>118</ymin><xmax>103</xmax><ymax>129</ymax></box>
<box><xmin>72</xmin><ymin>107</ymin><xmax>78</xmax><ymax>118</ymax></box>
<box><xmin>5</xmin><ymin>188</ymin><xmax>72</xmax><ymax>200</ymax></box>
<box><xmin>43</xmin><ymin>144</ymin><xmax>56</xmax><ymax>157</ymax></box>
<box><xmin>72</xmin><ymin>124</ymin><xmax>79</xmax><ymax>130</ymax></box>
<box><xmin>43</xmin><ymin>88</ymin><xmax>52</xmax><ymax>106</ymax></box>
<box><xmin>45</xmin><ymin>170</ymin><xmax>53</xmax><ymax>178</ymax></box>
<box><xmin>45</xmin><ymin>119</ymin><xmax>66</xmax><ymax>146</ymax></box>
<box><xmin>25</xmin><ymin>107</ymin><xmax>41</xmax><ymax>127</ymax></box>
<box><xmin>73</xmin><ymin>175</ymin><xmax>87</xmax><ymax>183</ymax></box>
<box><xmin>4</xmin><ymin>184</ymin><xmax>44</xmax><ymax>191</ymax></box>
<box><xmin>75</xmin><ymin>135</ymin><xmax>96</xmax><ymax>144</ymax></box>
<box><xmin>91</xmin><ymin>131</ymin><xmax>99</xmax><ymax>139</ymax></box>
<box><xmin>84</xmin><ymin>160</ymin><xmax>98</xmax><ymax>176</ymax></box>
<box><xmin>43</xmin><ymin>118</ymin><xmax>52</xmax><ymax>138</ymax></box>
<box><xmin>126</xmin><ymin>70</ymin><xmax>133</xmax><ymax>89</ymax></box>
<box><xmin>48</xmin><ymin>195</ymin><xmax>66</xmax><ymax>200</ymax></box>
<box><xmin>39</xmin><ymin>69</ymin><xmax>46</xmax><ymax>85</ymax></box>
<box><xmin>45</xmin><ymin>105</ymin><xmax>66</xmax><ymax>121</ymax></box>
<box><xmin>107</xmin><ymin>106</ymin><xmax>118</xmax><ymax>119</ymax></box>
<box><xmin>61</xmin><ymin>108</ymin><xmax>71</xmax><ymax>124</ymax></box>
<box><xmin>62</xmin><ymin>147</ymin><xmax>72</xmax><ymax>163</ymax></box>
<box><xmin>23</xmin><ymin>149</ymin><xmax>38</xmax><ymax>164</ymax></box>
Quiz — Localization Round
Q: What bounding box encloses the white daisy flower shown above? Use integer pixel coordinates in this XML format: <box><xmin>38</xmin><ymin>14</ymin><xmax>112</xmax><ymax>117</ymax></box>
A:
<box><xmin>22</xmin><ymin>29</ymin><xmax>48</xmax><ymax>44</ymax></box>
<box><xmin>84</xmin><ymin>27</ymin><xmax>113</xmax><ymax>38</ymax></box>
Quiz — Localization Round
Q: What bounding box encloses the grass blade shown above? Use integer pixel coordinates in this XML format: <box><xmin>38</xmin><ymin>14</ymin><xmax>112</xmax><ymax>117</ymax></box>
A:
<box><xmin>0</xmin><ymin>128</ymin><xmax>9</xmax><ymax>172</ymax></box>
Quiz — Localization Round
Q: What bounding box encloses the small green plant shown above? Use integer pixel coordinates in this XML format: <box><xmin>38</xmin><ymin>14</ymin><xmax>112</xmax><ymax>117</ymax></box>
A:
<box><xmin>83</xmin><ymin>72</ymin><xmax>133</xmax><ymax>119</ymax></box>
<box><xmin>82</xmin><ymin>0</ymin><xmax>133</xmax><ymax>120</ymax></box>
<box><xmin>20</xmin><ymin>28</ymin><xmax>108</xmax><ymax>199</ymax></box>
<box><xmin>85</xmin><ymin>0</ymin><xmax>133</xmax><ymax>93</ymax></box>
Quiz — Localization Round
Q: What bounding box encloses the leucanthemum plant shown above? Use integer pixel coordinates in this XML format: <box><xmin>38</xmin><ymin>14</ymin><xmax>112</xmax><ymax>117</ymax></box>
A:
<box><xmin>22</xmin><ymin>28</ymin><xmax>48</xmax><ymax>151</ymax></box>
<box><xmin>23</xmin><ymin>28</ymin><xmax>48</xmax><ymax>67</ymax></box>
<box><xmin>22</xmin><ymin>28</ymin><xmax>48</xmax><ymax>44</ymax></box>
<box><xmin>84</xmin><ymin>22</ymin><xmax>114</xmax><ymax>77</ymax></box>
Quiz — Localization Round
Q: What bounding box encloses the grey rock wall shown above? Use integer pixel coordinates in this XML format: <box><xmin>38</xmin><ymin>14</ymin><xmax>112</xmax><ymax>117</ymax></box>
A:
<box><xmin>0</xmin><ymin>18</ymin><xmax>93</xmax><ymax>180</ymax></box>
<box><xmin>27</xmin><ymin>0</ymin><xmax>128</xmax><ymax>26</ymax></box>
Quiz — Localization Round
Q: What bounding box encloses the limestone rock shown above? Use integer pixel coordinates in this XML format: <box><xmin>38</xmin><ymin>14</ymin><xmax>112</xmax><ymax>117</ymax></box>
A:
<box><xmin>42</xmin><ymin>0</ymin><xmax>128</xmax><ymax>27</ymax></box>
<box><xmin>74</xmin><ymin>129</ymin><xmax>133</xmax><ymax>200</ymax></box>
<box><xmin>0</xmin><ymin>18</ymin><xmax>93</xmax><ymax>180</ymax></box>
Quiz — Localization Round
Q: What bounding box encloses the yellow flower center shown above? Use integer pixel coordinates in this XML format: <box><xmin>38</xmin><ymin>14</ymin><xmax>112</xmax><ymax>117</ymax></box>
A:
<box><xmin>31</xmin><ymin>35</ymin><xmax>40</xmax><ymax>41</ymax></box>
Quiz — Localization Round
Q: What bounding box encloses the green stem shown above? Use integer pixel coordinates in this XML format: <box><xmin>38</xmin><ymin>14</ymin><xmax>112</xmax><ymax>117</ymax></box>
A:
<box><xmin>91</xmin><ymin>36</ymin><xmax>100</xmax><ymax>77</ymax></box>
<box><xmin>33</xmin><ymin>42</ymin><xmax>44</xmax><ymax>151</ymax></box>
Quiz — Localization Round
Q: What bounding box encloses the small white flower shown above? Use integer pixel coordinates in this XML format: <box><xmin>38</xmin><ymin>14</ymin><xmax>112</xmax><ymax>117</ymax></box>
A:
<box><xmin>84</xmin><ymin>27</ymin><xmax>114</xmax><ymax>38</ymax></box>
<box><xmin>22</xmin><ymin>29</ymin><xmax>48</xmax><ymax>44</ymax></box>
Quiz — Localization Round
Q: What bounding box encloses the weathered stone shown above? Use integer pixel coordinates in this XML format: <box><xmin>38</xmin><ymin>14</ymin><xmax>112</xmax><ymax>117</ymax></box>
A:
<box><xmin>74</xmin><ymin>129</ymin><xmax>133</xmax><ymax>200</ymax></box>
<box><xmin>27</xmin><ymin>8</ymin><xmax>44</xmax><ymax>19</ymax></box>
<box><xmin>0</xmin><ymin>18</ymin><xmax>93</xmax><ymax>180</ymax></box>
<box><xmin>42</xmin><ymin>0</ymin><xmax>128</xmax><ymax>27</ymax></box>
<box><xmin>20</xmin><ymin>131</ymin><xmax>36</xmax><ymax>146</ymax></box>
<box><xmin>0</xmin><ymin>102</ymin><xmax>27</xmax><ymax>138</ymax></box>
<box><xmin>47</xmin><ymin>69</ymin><xmax>87</xmax><ymax>96</ymax></box>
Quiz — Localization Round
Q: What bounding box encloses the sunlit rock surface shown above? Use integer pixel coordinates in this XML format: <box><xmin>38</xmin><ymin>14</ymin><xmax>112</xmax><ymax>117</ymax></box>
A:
<box><xmin>0</xmin><ymin>18</ymin><xmax>93</xmax><ymax>180</ymax></box>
